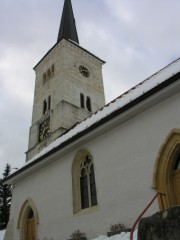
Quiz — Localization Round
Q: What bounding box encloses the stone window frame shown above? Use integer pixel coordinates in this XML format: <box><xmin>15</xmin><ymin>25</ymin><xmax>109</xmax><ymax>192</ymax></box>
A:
<box><xmin>152</xmin><ymin>128</ymin><xmax>180</xmax><ymax>210</ymax></box>
<box><xmin>72</xmin><ymin>149</ymin><xmax>98</xmax><ymax>214</ymax></box>
<box><xmin>17</xmin><ymin>198</ymin><xmax>39</xmax><ymax>240</ymax></box>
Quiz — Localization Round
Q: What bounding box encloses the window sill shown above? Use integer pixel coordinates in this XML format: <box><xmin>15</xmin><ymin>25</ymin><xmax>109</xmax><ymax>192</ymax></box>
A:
<box><xmin>73</xmin><ymin>205</ymin><xmax>98</xmax><ymax>216</ymax></box>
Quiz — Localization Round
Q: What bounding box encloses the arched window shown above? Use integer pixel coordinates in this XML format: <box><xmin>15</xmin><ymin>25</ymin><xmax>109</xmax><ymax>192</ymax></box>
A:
<box><xmin>72</xmin><ymin>150</ymin><xmax>98</xmax><ymax>213</ymax></box>
<box><xmin>80</xmin><ymin>155</ymin><xmax>97</xmax><ymax>209</ymax></box>
<box><xmin>80</xmin><ymin>93</ymin><xmax>85</xmax><ymax>109</ymax></box>
<box><xmin>86</xmin><ymin>96</ymin><xmax>92</xmax><ymax>112</ymax></box>
<box><xmin>43</xmin><ymin>99</ymin><xmax>47</xmax><ymax>115</ymax></box>
<box><xmin>48</xmin><ymin>95</ymin><xmax>51</xmax><ymax>110</ymax></box>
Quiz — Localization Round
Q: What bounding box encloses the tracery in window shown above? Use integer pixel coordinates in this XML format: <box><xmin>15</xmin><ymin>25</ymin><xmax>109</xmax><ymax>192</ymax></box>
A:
<box><xmin>80</xmin><ymin>155</ymin><xmax>97</xmax><ymax>209</ymax></box>
<box><xmin>72</xmin><ymin>150</ymin><xmax>98</xmax><ymax>213</ymax></box>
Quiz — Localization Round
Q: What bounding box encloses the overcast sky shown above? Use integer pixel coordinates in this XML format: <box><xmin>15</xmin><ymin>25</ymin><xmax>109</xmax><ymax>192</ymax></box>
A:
<box><xmin>0</xmin><ymin>0</ymin><xmax>180</xmax><ymax>177</ymax></box>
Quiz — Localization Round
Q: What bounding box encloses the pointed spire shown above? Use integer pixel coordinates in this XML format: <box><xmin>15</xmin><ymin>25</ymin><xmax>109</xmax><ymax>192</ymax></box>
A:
<box><xmin>57</xmin><ymin>0</ymin><xmax>79</xmax><ymax>44</ymax></box>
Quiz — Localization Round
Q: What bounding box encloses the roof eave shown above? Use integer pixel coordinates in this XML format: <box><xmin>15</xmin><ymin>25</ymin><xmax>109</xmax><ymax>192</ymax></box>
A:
<box><xmin>3</xmin><ymin>71</ymin><xmax>180</xmax><ymax>185</ymax></box>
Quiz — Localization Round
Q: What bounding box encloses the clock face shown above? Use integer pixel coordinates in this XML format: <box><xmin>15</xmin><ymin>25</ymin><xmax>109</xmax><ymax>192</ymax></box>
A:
<box><xmin>79</xmin><ymin>65</ymin><xmax>90</xmax><ymax>78</ymax></box>
<box><xmin>39</xmin><ymin>117</ymin><xmax>50</xmax><ymax>142</ymax></box>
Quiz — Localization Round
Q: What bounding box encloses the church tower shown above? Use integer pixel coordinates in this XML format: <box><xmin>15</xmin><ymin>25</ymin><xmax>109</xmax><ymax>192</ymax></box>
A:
<box><xmin>26</xmin><ymin>0</ymin><xmax>105</xmax><ymax>161</ymax></box>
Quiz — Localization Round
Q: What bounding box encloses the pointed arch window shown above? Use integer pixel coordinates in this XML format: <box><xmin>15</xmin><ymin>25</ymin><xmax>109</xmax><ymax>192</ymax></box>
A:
<box><xmin>80</xmin><ymin>155</ymin><xmax>97</xmax><ymax>209</ymax></box>
<box><xmin>72</xmin><ymin>150</ymin><xmax>98</xmax><ymax>213</ymax></box>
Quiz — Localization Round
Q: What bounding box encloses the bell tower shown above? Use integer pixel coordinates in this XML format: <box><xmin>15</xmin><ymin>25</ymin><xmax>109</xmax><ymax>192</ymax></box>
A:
<box><xmin>26</xmin><ymin>0</ymin><xmax>105</xmax><ymax>161</ymax></box>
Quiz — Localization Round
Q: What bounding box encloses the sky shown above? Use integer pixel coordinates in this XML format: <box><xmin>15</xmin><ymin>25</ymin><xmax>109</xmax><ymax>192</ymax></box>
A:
<box><xmin>0</xmin><ymin>0</ymin><xmax>180</xmax><ymax>177</ymax></box>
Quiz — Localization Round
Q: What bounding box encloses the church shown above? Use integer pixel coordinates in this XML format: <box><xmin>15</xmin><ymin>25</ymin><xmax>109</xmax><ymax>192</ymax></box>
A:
<box><xmin>3</xmin><ymin>0</ymin><xmax>180</xmax><ymax>240</ymax></box>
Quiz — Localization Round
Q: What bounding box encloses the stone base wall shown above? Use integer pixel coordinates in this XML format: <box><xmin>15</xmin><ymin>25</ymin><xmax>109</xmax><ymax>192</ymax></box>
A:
<box><xmin>138</xmin><ymin>206</ymin><xmax>180</xmax><ymax>240</ymax></box>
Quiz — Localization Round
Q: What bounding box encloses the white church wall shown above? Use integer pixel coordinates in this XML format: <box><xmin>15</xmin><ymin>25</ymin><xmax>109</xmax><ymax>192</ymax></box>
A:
<box><xmin>9</xmin><ymin>90</ymin><xmax>180</xmax><ymax>240</ymax></box>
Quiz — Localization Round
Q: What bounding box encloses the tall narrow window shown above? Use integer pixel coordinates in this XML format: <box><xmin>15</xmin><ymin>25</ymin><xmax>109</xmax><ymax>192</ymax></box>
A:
<box><xmin>79</xmin><ymin>155</ymin><xmax>97</xmax><ymax>209</ymax></box>
<box><xmin>86</xmin><ymin>96</ymin><xmax>92</xmax><ymax>112</ymax></box>
<box><xmin>80</xmin><ymin>93</ymin><xmax>85</xmax><ymax>108</ymax></box>
<box><xmin>90</xmin><ymin>165</ymin><xmax>97</xmax><ymax>206</ymax></box>
<box><xmin>72</xmin><ymin>150</ymin><xmax>98</xmax><ymax>213</ymax></box>
<box><xmin>48</xmin><ymin>95</ymin><xmax>51</xmax><ymax>110</ymax></box>
<box><xmin>43</xmin><ymin>100</ymin><xmax>47</xmax><ymax>115</ymax></box>
<box><xmin>80</xmin><ymin>169</ymin><xmax>89</xmax><ymax>209</ymax></box>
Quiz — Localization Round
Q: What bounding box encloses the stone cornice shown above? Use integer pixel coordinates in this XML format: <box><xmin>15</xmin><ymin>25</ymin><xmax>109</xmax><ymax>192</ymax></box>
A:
<box><xmin>33</xmin><ymin>38</ymin><xmax>105</xmax><ymax>71</ymax></box>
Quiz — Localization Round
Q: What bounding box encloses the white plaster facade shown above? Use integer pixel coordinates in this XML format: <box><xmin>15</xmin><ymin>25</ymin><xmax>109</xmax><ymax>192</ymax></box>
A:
<box><xmin>6</xmin><ymin>73</ymin><xmax>180</xmax><ymax>240</ymax></box>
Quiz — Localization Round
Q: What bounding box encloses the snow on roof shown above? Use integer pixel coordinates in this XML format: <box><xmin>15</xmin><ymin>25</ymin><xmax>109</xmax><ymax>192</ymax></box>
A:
<box><xmin>15</xmin><ymin>58</ymin><xmax>180</xmax><ymax>172</ymax></box>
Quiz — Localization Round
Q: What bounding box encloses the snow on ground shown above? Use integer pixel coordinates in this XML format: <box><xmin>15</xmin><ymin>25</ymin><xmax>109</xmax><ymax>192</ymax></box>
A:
<box><xmin>0</xmin><ymin>230</ymin><xmax>5</xmax><ymax>240</ymax></box>
<box><xmin>92</xmin><ymin>230</ymin><xmax>137</xmax><ymax>240</ymax></box>
<box><xmin>0</xmin><ymin>230</ymin><xmax>136</xmax><ymax>240</ymax></box>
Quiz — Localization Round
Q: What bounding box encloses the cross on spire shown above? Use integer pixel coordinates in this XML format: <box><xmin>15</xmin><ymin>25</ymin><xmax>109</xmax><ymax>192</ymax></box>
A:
<box><xmin>57</xmin><ymin>0</ymin><xmax>79</xmax><ymax>44</ymax></box>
